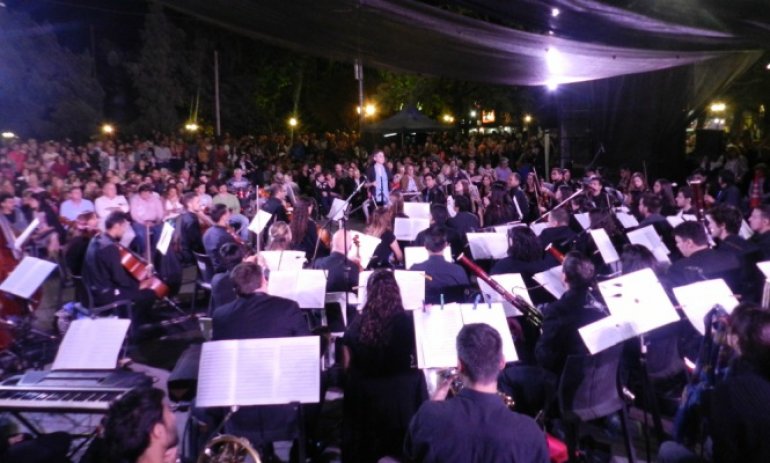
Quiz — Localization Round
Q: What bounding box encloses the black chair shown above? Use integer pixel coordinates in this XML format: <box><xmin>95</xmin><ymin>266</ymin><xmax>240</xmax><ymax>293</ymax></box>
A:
<box><xmin>425</xmin><ymin>284</ymin><xmax>468</xmax><ymax>305</ymax></box>
<box><xmin>558</xmin><ymin>345</ymin><xmax>636</xmax><ymax>463</ymax></box>
<box><xmin>56</xmin><ymin>253</ymin><xmax>76</xmax><ymax>309</ymax></box>
<box><xmin>70</xmin><ymin>274</ymin><xmax>133</xmax><ymax>319</ymax></box>
<box><xmin>192</xmin><ymin>252</ymin><xmax>215</xmax><ymax>314</ymax></box>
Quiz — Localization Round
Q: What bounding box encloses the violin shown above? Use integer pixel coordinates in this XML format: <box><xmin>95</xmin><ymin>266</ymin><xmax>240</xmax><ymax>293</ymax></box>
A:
<box><xmin>117</xmin><ymin>244</ymin><xmax>169</xmax><ymax>299</ymax></box>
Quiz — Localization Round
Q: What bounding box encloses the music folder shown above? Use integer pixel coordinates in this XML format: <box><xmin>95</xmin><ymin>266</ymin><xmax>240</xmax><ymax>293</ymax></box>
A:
<box><xmin>476</xmin><ymin>273</ymin><xmax>530</xmax><ymax>317</ymax></box>
<box><xmin>404</xmin><ymin>246</ymin><xmax>452</xmax><ymax>269</ymax></box>
<box><xmin>196</xmin><ymin>336</ymin><xmax>320</xmax><ymax>408</ymax></box>
<box><xmin>403</xmin><ymin>202</ymin><xmax>431</xmax><ymax>220</ymax></box>
<box><xmin>413</xmin><ymin>303</ymin><xmax>518</xmax><ymax>369</ymax></box>
<box><xmin>52</xmin><ymin>318</ymin><xmax>131</xmax><ymax>370</ymax></box>
<box><xmin>248</xmin><ymin>209</ymin><xmax>273</xmax><ymax>235</ymax></box>
<box><xmin>260</xmin><ymin>250</ymin><xmax>306</xmax><ymax>271</ymax></box>
<box><xmin>346</xmin><ymin>231</ymin><xmax>380</xmax><ymax>269</ymax></box>
<box><xmin>580</xmin><ymin>268</ymin><xmax>679</xmax><ymax>354</ymax></box>
<box><xmin>589</xmin><ymin>228</ymin><xmax>620</xmax><ymax>264</ymax></box>
<box><xmin>627</xmin><ymin>225</ymin><xmax>671</xmax><ymax>264</ymax></box>
<box><xmin>672</xmin><ymin>278</ymin><xmax>738</xmax><ymax>335</ymax></box>
<box><xmin>327</xmin><ymin>198</ymin><xmax>348</xmax><ymax>221</ymax></box>
<box><xmin>532</xmin><ymin>265</ymin><xmax>566</xmax><ymax>298</ymax></box>
<box><xmin>0</xmin><ymin>256</ymin><xmax>57</xmax><ymax>299</ymax></box>
<box><xmin>466</xmin><ymin>233</ymin><xmax>509</xmax><ymax>260</ymax></box>
<box><xmin>358</xmin><ymin>270</ymin><xmax>425</xmax><ymax>310</ymax></box>
<box><xmin>267</xmin><ymin>269</ymin><xmax>327</xmax><ymax>308</ymax></box>
<box><xmin>394</xmin><ymin>217</ymin><xmax>430</xmax><ymax>242</ymax></box>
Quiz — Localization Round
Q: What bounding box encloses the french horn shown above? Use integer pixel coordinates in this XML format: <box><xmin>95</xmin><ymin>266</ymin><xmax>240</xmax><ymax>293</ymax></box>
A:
<box><xmin>197</xmin><ymin>434</ymin><xmax>261</xmax><ymax>463</ymax></box>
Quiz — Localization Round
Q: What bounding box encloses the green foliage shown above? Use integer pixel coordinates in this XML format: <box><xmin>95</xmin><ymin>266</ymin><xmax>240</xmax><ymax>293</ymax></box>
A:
<box><xmin>127</xmin><ymin>2</ymin><xmax>190</xmax><ymax>134</ymax></box>
<box><xmin>0</xmin><ymin>9</ymin><xmax>104</xmax><ymax>140</ymax></box>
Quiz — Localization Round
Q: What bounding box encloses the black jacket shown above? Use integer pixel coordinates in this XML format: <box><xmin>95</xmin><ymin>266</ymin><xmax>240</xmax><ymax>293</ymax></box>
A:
<box><xmin>409</xmin><ymin>255</ymin><xmax>469</xmax><ymax>303</ymax></box>
<box><xmin>313</xmin><ymin>251</ymin><xmax>359</xmax><ymax>293</ymax></box>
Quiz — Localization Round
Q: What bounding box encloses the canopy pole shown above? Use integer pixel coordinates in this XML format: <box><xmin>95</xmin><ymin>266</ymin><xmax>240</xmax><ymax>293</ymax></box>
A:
<box><xmin>355</xmin><ymin>59</ymin><xmax>364</xmax><ymax>132</ymax></box>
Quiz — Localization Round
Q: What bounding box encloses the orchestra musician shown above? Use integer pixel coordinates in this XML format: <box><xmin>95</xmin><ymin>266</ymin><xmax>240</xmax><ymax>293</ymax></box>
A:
<box><xmin>63</xmin><ymin>211</ymin><xmax>99</xmax><ymax>278</ymax></box>
<box><xmin>312</xmin><ymin>229</ymin><xmax>360</xmax><ymax>293</ymax></box>
<box><xmin>265</xmin><ymin>221</ymin><xmax>292</xmax><ymax>251</ymax></box>
<box><xmin>408</xmin><ymin>225</ymin><xmax>469</xmax><ymax>304</ymax></box>
<box><xmin>202</xmin><ymin>204</ymin><xmax>238</xmax><ymax>274</ymax></box>
<box><xmin>506</xmin><ymin>173</ymin><xmax>529</xmax><ymax>222</ymax></box>
<box><xmin>674</xmin><ymin>185</ymin><xmax>696</xmax><ymax>216</ymax></box>
<box><xmin>365</xmin><ymin>207</ymin><xmax>403</xmax><ymax>269</ymax></box>
<box><xmin>749</xmin><ymin>204</ymin><xmax>770</xmax><ymax>260</ymax></box>
<box><xmin>668</xmin><ymin>221</ymin><xmax>741</xmax><ymax>292</ymax></box>
<box><xmin>289</xmin><ymin>197</ymin><xmax>325</xmax><ymax>260</ymax></box>
<box><xmin>81</xmin><ymin>211</ymin><xmax>158</xmax><ymax>324</ymax></box>
<box><xmin>538</xmin><ymin>208</ymin><xmax>577</xmax><ymax>253</ymax></box>
<box><xmin>210</xmin><ymin>262</ymin><xmax>310</xmax><ymax>458</ymax></box>
<box><xmin>405</xmin><ymin>323</ymin><xmax>549</xmax><ymax>463</ymax></box>
<box><xmin>171</xmin><ymin>192</ymin><xmax>205</xmax><ymax>266</ymax></box>
<box><xmin>260</xmin><ymin>183</ymin><xmax>290</xmax><ymax>227</ymax></box>
<box><xmin>706</xmin><ymin>204</ymin><xmax>761</xmax><ymax>301</ymax></box>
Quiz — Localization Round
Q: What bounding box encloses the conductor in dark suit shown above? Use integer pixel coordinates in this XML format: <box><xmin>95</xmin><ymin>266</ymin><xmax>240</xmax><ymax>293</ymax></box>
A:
<box><xmin>409</xmin><ymin>225</ymin><xmax>469</xmax><ymax>303</ymax></box>
<box><xmin>211</xmin><ymin>261</ymin><xmax>311</xmax><ymax>453</ymax></box>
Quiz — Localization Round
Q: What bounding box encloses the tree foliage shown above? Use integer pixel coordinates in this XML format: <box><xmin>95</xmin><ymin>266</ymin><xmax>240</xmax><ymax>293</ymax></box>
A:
<box><xmin>0</xmin><ymin>9</ymin><xmax>104</xmax><ymax>140</ymax></box>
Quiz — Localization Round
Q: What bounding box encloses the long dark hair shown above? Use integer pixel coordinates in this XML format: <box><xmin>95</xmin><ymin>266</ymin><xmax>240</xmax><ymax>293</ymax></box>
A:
<box><xmin>360</xmin><ymin>270</ymin><xmax>404</xmax><ymax>346</ymax></box>
<box><xmin>290</xmin><ymin>197</ymin><xmax>312</xmax><ymax>247</ymax></box>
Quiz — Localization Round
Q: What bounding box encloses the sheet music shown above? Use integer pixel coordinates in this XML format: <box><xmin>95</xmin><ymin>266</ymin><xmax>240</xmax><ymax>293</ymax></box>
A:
<box><xmin>529</xmin><ymin>222</ymin><xmax>549</xmax><ymax>236</ymax></box>
<box><xmin>615</xmin><ymin>211</ymin><xmax>639</xmax><ymax>229</ymax></box>
<box><xmin>14</xmin><ymin>218</ymin><xmax>39</xmax><ymax>250</ymax></box>
<box><xmin>598</xmin><ymin>268</ymin><xmax>679</xmax><ymax>335</ymax></box>
<box><xmin>248</xmin><ymin>209</ymin><xmax>273</xmax><ymax>234</ymax></box>
<box><xmin>394</xmin><ymin>217</ymin><xmax>430</xmax><ymax>241</ymax></box>
<box><xmin>0</xmin><ymin>256</ymin><xmax>57</xmax><ymax>299</ymax></box>
<box><xmin>358</xmin><ymin>270</ymin><xmax>426</xmax><ymax>310</ymax></box>
<box><xmin>672</xmin><ymin>279</ymin><xmax>738</xmax><ymax>335</ymax></box>
<box><xmin>327</xmin><ymin>198</ymin><xmax>348</xmax><ymax>221</ymax></box>
<box><xmin>156</xmin><ymin>221</ymin><xmax>175</xmax><ymax>255</ymax></box>
<box><xmin>466</xmin><ymin>233</ymin><xmax>509</xmax><ymax>260</ymax></box>
<box><xmin>260</xmin><ymin>250</ymin><xmax>306</xmax><ymax>271</ymax></box>
<box><xmin>666</xmin><ymin>214</ymin><xmax>697</xmax><ymax>228</ymax></box>
<box><xmin>346</xmin><ymin>232</ymin><xmax>380</xmax><ymax>269</ymax></box>
<box><xmin>574</xmin><ymin>213</ymin><xmax>590</xmax><ymax>230</ymax></box>
<box><xmin>403</xmin><ymin>202</ymin><xmax>431</xmax><ymax>220</ymax></box>
<box><xmin>757</xmin><ymin>260</ymin><xmax>770</xmax><ymax>279</ymax></box>
<box><xmin>268</xmin><ymin>269</ymin><xmax>327</xmax><ymax>308</ymax></box>
<box><xmin>459</xmin><ymin>303</ymin><xmax>518</xmax><ymax>362</ymax></box>
<box><xmin>739</xmin><ymin>220</ymin><xmax>754</xmax><ymax>240</ymax></box>
<box><xmin>627</xmin><ymin>225</ymin><xmax>671</xmax><ymax>263</ymax></box>
<box><xmin>476</xmin><ymin>273</ymin><xmax>529</xmax><ymax>317</ymax></box>
<box><xmin>52</xmin><ymin>318</ymin><xmax>131</xmax><ymax>370</ymax></box>
<box><xmin>589</xmin><ymin>228</ymin><xmax>620</xmax><ymax>264</ymax></box>
<box><xmin>532</xmin><ymin>266</ymin><xmax>566</xmax><ymax>298</ymax></box>
<box><xmin>404</xmin><ymin>246</ymin><xmax>452</xmax><ymax>269</ymax></box>
<box><xmin>413</xmin><ymin>304</ymin><xmax>465</xmax><ymax>368</ymax></box>
<box><xmin>197</xmin><ymin>336</ymin><xmax>320</xmax><ymax>408</ymax></box>
<box><xmin>579</xmin><ymin>315</ymin><xmax>637</xmax><ymax>355</ymax></box>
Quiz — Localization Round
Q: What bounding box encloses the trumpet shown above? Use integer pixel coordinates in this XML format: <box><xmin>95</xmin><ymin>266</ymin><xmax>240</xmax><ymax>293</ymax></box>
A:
<box><xmin>436</xmin><ymin>368</ymin><xmax>515</xmax><ymax>410</ymax></box>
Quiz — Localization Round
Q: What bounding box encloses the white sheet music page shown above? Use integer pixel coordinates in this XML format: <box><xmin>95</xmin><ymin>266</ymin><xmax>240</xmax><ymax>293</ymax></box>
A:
<box><xmin>260</xmin><ymin>250</ymin><xmax>306</xmax><ymax>271</ymax></box>
<box><xmin>52</xmin><ymin>318</ymin><xmax>131</xmax><ymax>370</ymax></box>
<box><xmin>403</xmin><ymin>202</ymin><xmax>431</xmax><ymax>220</ymax></box>
<box><xmin>579</xmin><ymin>315</ymin><xmax>637</xmax><ymax>355</ymax></box>
<box><xmin>346</xmin><ymin>232</ymin><xmax>380</xmax><ymax>269</ymax></box>
<box><xmin>533</xmin><ymin>266</ymin><xmax>566</xmax><ymax>298</ymax></box>
<box><xmin>466</xmin><ymin>233</ymin><xmax>509</xmax><ymax>260</ymax></box>
<box><xmin>476</xmin><ymin>273</ymin><xmax>528</xmax><ymax>317</ymax></box>
<box><xmin>197</xmin><ymin>337</ymin><xmax>320</xmax><ymax>408</ymax></box>
<box><xmin>672</xmin><ymin>279</ymin><xmax>738</xmax><ymax>335</ymax></box>
<box><xmin>627</xmin><ymin>225</ymin><xmax>671</xmax><ymax>263</ymax></box>
<box><xmin>327</xmin><ymin>198</ymin><xmax>347</xmax><ymax>221</ymax></box>
<box><xmin>268</xmin><ymin>269</ymin><xmax>327</xmax><ymax>308</ymax></box>
<box><xmin>13</xmin><ymin>218</ymin><xmax>39</xmax><ymax>251</ymax></box>
<box><xmin>529</xmin><ymin>222</ymin><xmax>549</xmax><ymax>236</ymax></box>
<box><xmin>0</xmin><ymin>256</ymin><xmax>57</xmax><ymax>299</ymax></box>
<box><xmin>459</xmin><ymin>303</ymin><xmax>518</xmax><ymax>362</ymax></box>
<box><xmin>357</xmin><ymin>270</ymin><xmax>426</xmax><ymax>310</ymax></box>
<box><xmin>394</xmin><ymin>217</ymin><xmax>430</xmax><ymax>242</ymax></box>
<box><xmin>413</xmin><ymin>304</ymin><xmax>464</xmax><ymax>368</ymax></box>
<box><xmin>589</xmin><ymin>228</ymin><xmax>620</xmax><ymax>264</ymax></box>
<box><xmin>248</xmin><ymin>209</ymin><xmax>273</xmax><ymax>235</ymax></box>
<box><xmin>156</xmin><ymin>221</ymin><xmax>175</xmax><ymax>255</ymax></box>
<box><xmin>615</xmin><ymin>211</ymin><xmax>640</xmax><ymax>229</ymax></box>
<box><xmin>757</xmin><ymin>260</ymin><xmax>770</xmax><ymax>279</ymax></box>
<box><xmin>598</xmin><ymin>268</ymin><xmax>679</xmax><ymax>334</ymax></box>
<box><xmin>404</xmin><ymin>246</ymin><xmax>451</xmax><ymax>269</ymax></box>
<box><xmin>574</xmin><ymin>213</ymin><xmax>590</xmax><ymax>230</ymax></box>
<box><xmin>739</xmin><ymin>220</ymin><xmax>754</xmax><ymax>240</ymax></box>
<box><xmin>493</xmin><ymin>222</ymin><xmax>522</xmax><ymax>235</ymax></box>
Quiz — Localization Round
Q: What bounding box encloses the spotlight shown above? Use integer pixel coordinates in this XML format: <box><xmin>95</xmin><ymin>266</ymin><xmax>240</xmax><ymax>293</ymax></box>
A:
<box><xmin>551</xmin><ymin>8</ymin><xmax>560</xmax><ymax>17</ymax></box>
<box><xmin>288</xmin><ymin>117</ymin><xmax>298</xmax><ymax>127</ymax></box>
<box><xmin>101</xmin><ymin>124</ymin><xmax>115</xmax><ymax>135</ymax></box>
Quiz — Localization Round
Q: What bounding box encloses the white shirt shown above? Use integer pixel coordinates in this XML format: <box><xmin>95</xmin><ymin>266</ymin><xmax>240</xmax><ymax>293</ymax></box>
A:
<box><xmin>95</xmin><ymin>194</ymin><xmax>130</xmax><ymax>229</ymax></box>
<box><xmin>60</xmin><ymin>199</ymin><xmax>95</xmax><ymax>221</ymax></box>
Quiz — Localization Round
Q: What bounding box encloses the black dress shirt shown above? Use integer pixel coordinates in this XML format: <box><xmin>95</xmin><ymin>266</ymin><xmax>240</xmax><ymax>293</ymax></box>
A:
<box><xmin>202</xmin><ymin>225</ymin><xmax>237</xmax><ymax>274</ymax></box>
<box><xmin>313</xmin><ymin>251</ymin><xmax>359</xmax><ymax>293</ymax></box>
<box><xmin>404</xmin><ymin>388</ymin><xmax>550</xmax><ymax>463</ymax></box>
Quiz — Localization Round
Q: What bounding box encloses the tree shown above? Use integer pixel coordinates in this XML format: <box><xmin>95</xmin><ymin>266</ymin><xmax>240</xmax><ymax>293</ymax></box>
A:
<box><xmin>128</xmin><ymin>2</ymin><xmax>189</xmax><ymax>134</ymax></box>
<box><xmin>0</xmin><ymin>9</ymin><xmax>104</xmax><ymax>140</ymax></box>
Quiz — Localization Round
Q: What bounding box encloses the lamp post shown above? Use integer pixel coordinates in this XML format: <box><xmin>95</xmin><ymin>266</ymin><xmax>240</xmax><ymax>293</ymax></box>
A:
<box><xmin>288</xmin><ymin>117</ymin><xmax>298</xmax><ymax>145</ymax></box>
<box><xmin>101</xmin><ymin>123</ymin><xmax>115</xmax><ymax>137</ymax></box>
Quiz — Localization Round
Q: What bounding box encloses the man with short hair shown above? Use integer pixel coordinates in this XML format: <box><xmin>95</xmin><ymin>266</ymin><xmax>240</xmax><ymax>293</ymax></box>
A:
<box><xmin>409</xmin><ymin>225</ymin><xmax>469</xmax><ymax>303</ymax></box>
<box><xmin>638</xmin><ymin>192</ymin><xmax>667</xmax><ymax>227</ymax></box>
<box><xmin>675</xmin><ymin>186</ymin><xmax>696</xmax><ymax>216</ymax></box>
<box><xmin>60</xmin><ymin>186</ymin><xmax>95</xmax><ymax>221</ymax></box>
<box><xmin>668</xmin><ymin>221</ymin><xmax>741</xmax><ymax>291</ymax></box>
<box><xmin>95</xmin><ymin>182</ymin><xmax>130</xmax><ymax>230</ymax></box>
<box><xmin>506</xmin><ymin>173</ymin><xmax>529</xmax><ymax>222</ymax></box>
<box><xmin>538</xmin><ymin>207</ymin><xmax>576</xmax><ymax>253</ymax></box>
<box><xmin>707</xmin><ymin>204</ymin><xmax>761</xmax><ymax>300</ymax></box>
<box><xmin>749</xmin><ymin>204</ymin><xmax>770</xmax><ymax>260</ymax></box>
<box><xmin>202</xmin><ymin>203</ymin><xmax>238</xmax><ymax>274</ymax></box>
<box><xmin>367</xmin><ymin>150</ymin><xmax>390</xmax><ymax>206</ymax></box>
<box><xmin>212</xmin><ymin>182</ymin><xmax>241</xmax><ymax>215</ymax></box>
<box><xmin>313</xmin><ymin>229</ymin><xmax>360</xmax><ymax>293</ymax></box>
<box><xmin>130</xmin><ymin>183</ymin><xmax>164</xmax><ymax>255</ymax></box>
<box><xmin>404</xmin><ymin>323</ymin><xmax>549</xmax><ymax>462</ymax></box>
<box><xmin>421</xmin><ymin>173</ymin><xmax>446</xmax><ymax>205</ymax></box>
<box><xmin>102</xmin><ymin>387</ymin><xmax>178</xmax><ymax>463</ymax></box>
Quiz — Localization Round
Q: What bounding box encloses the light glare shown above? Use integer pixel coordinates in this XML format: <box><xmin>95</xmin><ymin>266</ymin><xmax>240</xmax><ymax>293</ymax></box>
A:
<box><xmin>1</xmin><ymin>131</ymin><xmax>15</xmax><ymax>139</ymax></box>
<box><xmin>551</xmin><ymin>8</ymin><xmax>560</xmax><ymax>17</ymax></box>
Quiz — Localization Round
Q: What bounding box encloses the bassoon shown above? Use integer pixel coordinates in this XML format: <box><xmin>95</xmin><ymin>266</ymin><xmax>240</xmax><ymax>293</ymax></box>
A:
<box><xmin>457</xmin><ymin>253</ymin><xmax>543</xmax><ymax>329</ymax></box>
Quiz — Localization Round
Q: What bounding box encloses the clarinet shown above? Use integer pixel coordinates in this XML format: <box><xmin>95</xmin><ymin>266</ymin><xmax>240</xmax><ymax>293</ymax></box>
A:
<box><xmin>457</xmin><ymin>253</ymin><xmax>543</xmax><ymax>329</ymax></box>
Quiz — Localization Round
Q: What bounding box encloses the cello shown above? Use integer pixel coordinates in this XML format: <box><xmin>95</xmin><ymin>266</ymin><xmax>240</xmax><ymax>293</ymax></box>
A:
<box><xmin>116</xmin><ymin>223</ymin><xmax>169</xmax><ymax>299</ymax></box>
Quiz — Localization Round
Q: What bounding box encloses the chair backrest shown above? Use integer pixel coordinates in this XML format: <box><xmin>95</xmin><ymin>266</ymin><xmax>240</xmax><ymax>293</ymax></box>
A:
<box><xmin>558</xmin><ymin>344</ymin><xmax>624</xmax><ymax>421</ymax></box>
<box><xmin>70</xmin><ymin>274</ymin><xmax>95</xmax><ymax>310</ymax></box>
<box><xmin>646</xmin><ymin>334</ymin><xmax>684</xmax><ymax>381</ymax></box>
<box><xmin>193</xmin><ymin>251</ymin><xmax>215</xmax><ymax>284</ymax></box>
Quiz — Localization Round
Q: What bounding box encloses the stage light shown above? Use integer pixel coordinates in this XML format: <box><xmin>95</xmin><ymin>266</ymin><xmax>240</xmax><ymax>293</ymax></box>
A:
<box><xmin>710</xmin><ymin>102</ymin><xmax>726</xmax><ymax>112</ymax></box>
<box><xmin>288</xmin><ymin>117</ymin><xmax>298</xmax><ymax>127</ymax></box>
<box><xmin>551</xmin><ymin>8</ymin><xmax>560</xmax><ymax>18</ymax></box>
<box><xmin>442</xmin><ymin>114</ymin><xmax>455</xmax><ymax>123</ymax></box>
<box><xmin>1</xmin><ymin>132</ymin><xmax>15</xmax><ymax>139</ymax></box>
<box><xmin>469</xmin><ymin>110</ymin><xmax>477</xmax><ymax>118</ymax></box>
<box><xmin>101</xmin><ymin>124</ymin><xmax>115</xmax><ymax>135</ymax></box>
<box><xmin>523</xmin><ymin>115</ymin><xmax>532</xmax><ymax>124</ymax></box>
<box><xmin>184</xmin><ymin>122</ymin><xmax>200</xmax><ymax>132</ymax></box>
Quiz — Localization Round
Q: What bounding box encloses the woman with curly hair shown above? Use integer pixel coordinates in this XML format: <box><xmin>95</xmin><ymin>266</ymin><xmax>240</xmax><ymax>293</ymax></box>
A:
<box><xmin>342</xmin><ymin>270</ymin><xmax>427</xmax><ymax>462</ymax></box>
